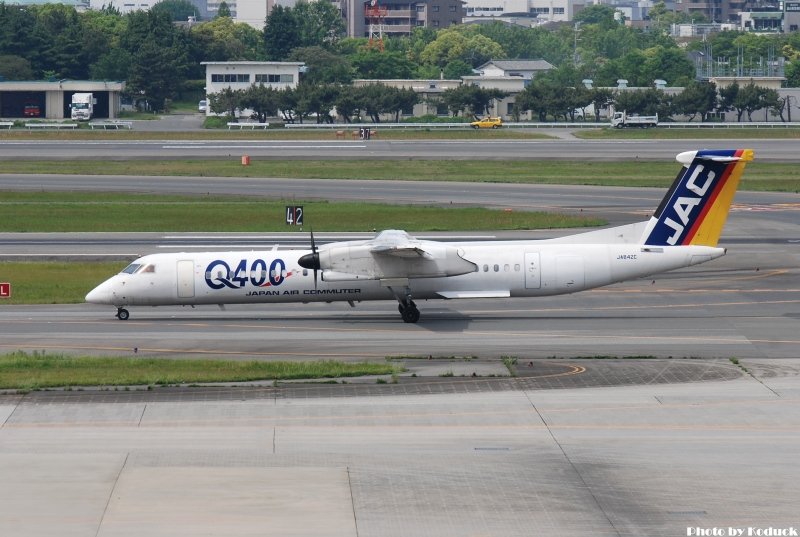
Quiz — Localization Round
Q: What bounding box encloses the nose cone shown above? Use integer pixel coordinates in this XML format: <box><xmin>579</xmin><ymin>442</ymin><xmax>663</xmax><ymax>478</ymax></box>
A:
<box><xmin>85</xmin><ymin>280</ymin><xmax>114</xmax><ymax>304</ymax></box>
<box><xmin>298</xmin><ymin>252</ymin><xmax>320</xmax><ymax>270</ymax></box>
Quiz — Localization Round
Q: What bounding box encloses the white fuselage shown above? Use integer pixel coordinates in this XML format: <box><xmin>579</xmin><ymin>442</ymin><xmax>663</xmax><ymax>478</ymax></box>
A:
<box><xmin>85</xmin><ymin>240</ymin><xmax>725</xmax><ymax>308</ymax></box>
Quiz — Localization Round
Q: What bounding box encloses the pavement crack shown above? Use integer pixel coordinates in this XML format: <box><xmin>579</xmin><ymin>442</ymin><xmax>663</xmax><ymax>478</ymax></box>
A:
<box><xmin>94</xmin><ymin>452</ymin><xmax>129</xmax><ymax>537</ymax></box>
<box><xmin>137</xmin><ymin>404</ymin><xmax>147</xmax><ymax>427</ymax></box>
<box><xmin>1</xmin><ymin>399</ymin><xmax>21</xmax><ymax>428</ymax></box>
<box><xmin>524</xmin><ymin>391</ymin><xmax>622</xmax><ymax>537</ymax></box>
<box><xmin>347</xmin><ymin>466</ymin><xmax>360</xmax><ymax>537</ymax></box>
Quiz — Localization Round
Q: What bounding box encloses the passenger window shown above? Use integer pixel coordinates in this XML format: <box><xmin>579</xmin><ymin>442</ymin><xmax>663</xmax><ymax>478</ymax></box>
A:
<box><xmin>504</xmin><ymin>264</ymin><xmax>510</xmax><ymax>272</ymax></box>
<box><xmin>483</xmin><ymin>264</ymin><xmax>489</xmax><ymax>272</ymax></box>
<box><xmin>493</xmin><ymin>264</ymin><xmax>499</xmax><ymax>272</ymax></box>
<box><xmin>514</xmin><ymin>264</ymin><xmax>520</xmax><ymax>271</ymax></box>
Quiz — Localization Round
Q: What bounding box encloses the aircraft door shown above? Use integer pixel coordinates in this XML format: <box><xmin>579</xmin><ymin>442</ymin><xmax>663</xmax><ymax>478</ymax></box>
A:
<box><xmin>176</xmin><ymin>260</ymin><xmax>195</xmax><ymax>298</ymax></box>
<box><xmin>524</xmin><ymin>252</ymin><xmax>541</xmax><ymax>289</ymax></box>
<box><xmin>556</xmin><ymin>256</ymin><xmax>585</xmax><ymax>290</ymax></box>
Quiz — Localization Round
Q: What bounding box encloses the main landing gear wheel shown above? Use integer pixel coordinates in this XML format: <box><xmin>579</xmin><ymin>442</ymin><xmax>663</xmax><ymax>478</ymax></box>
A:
<box><xmin>116</xmin><ymin>308</ymin><xmax>129</xmax><ymax>320</ymax></box>
<box><xmin>398</xmin><ymin>300</ymin><xmax>420</xmax><ymax>323</ymax></box>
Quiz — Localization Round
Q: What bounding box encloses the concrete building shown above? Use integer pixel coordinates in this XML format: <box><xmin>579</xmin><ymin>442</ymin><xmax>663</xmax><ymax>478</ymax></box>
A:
<box><xmin>353</xmin><ymin>79</ymin><xmax>462</xmax><ymax>116</ymax></box>
<box><xmin>341</xmin><ymin>0</ymin><xmax>466</xmax><ymax>38</ymax></box>
<box><xmin>463</xmin><ymin>0</ymin><xmax>582</xmax><ymax>22</ymax></box>
<box><xmin>473</xmin><ymin>59</ymin><xmax>554</xmax><ymax>80</ymax></box>
<box><xmin>87</xmin><ymin>0</ymin><xmax>157</xmax><ymax>14</ymax></box>
<box><xmin>4</xmin><ymin>0</ymin><xmax>89</xmax><ymax>10</ymax></box>
<box><xmin>0</xmin><ymin>80</ymin><xmax>126</xmax><ymax>120</ymax></box>
<box><xmin>201</xmin><ymin>61</ymin><xmax>303</xmax><ymax>115</ymax></box>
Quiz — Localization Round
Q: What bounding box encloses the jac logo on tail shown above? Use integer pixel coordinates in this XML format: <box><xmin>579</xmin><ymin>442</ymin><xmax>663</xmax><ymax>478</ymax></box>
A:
<box><xmin>662</xmin><ymin>164</ymin><xmax>716</xmax><ymax>245</ymax></box>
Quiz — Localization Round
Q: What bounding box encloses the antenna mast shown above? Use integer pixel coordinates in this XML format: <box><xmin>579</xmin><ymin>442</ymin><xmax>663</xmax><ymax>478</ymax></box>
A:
<box><xmin>366</xmin><ymin>0</ymin><xmax>387</xmax><ymax>51</ymax></box>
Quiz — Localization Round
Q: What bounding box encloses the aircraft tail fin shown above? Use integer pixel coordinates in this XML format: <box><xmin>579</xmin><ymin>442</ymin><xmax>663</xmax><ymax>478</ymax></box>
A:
<box><xmin>640</xmin><ymin>149</ymin><xmax>753</xmax><ymax>247</ymax></box>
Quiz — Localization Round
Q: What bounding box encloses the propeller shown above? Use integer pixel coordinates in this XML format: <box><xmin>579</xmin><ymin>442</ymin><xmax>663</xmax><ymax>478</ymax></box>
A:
<box><xmin>298</xmin><ymin>229</ymin><xmax>320</xmax><ymax>288</ymax></box>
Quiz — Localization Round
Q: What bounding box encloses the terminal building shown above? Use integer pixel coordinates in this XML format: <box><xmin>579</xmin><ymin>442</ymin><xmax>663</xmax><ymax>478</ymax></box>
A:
<box><xmin>0</xmin><ymin>80</ymin><xmax>126</xmax><ymax>120</ymax></box>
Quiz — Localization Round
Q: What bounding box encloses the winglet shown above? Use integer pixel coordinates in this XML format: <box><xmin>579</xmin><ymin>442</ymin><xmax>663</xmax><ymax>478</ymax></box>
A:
<box><xmin>640</xmin><ymin>149</ymin><xmax>753</xmax><ymax>247</ymax></box>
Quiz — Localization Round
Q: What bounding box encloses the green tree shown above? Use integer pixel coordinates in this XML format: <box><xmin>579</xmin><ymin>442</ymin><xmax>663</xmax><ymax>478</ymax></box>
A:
<box><xmin>293</xmin><ymin>0</ymin><xmax>345</xmax><ymax>49</ymax></box>
<box><xmin>90</xmin><ymin>48</ymin><xmax>132</xmax><ymax>80</ymax></box>
<box><xmin>441</xmin><ymin>84</ymin><xmax>506</xmax><ymax>117</ymax></box>
<box><xmin>191</xmin><ymin>16</ymin><xmax>263</xmax><ymax>61</ymax></box>
<box><xmin>217</xmin><ymin>1</ymin><xmax>231</xmax><ymax>18</ymax></box>
<box><xmin>614</xmin><ymin>88</ymin><xmax>670</xmax><ymax>117</ymax></box>
<box><xmin>420</xmin><ymin>28</ymin><xmax>505</xmax><ymax>69</ymax></box>
<box><xmin>574</xmin><ymin>4</ymin><xmax>619</xmax><ymax>27</ymax></box>
<box><xmin>333</xmin><ymin>88</ymin><xmax>361</xmax><ymax>122</ymax></box>
<box><xmin>641</xmin><ymin>46</ymin><xmax>694</xmax><ymax>87</ymax></box>
<box><xmin>673</xmin><ymin>81</ymin><xmax>716</xmax><ymax>122</ymax></box>
<box><xmin>442</xmin><ymin>60</ymin><xmax>473</xmax><ymax>79</ymax></box>
<box><xmin>128</xmin><ymin>39</ymin><xmax>189</xmax><ymax>111</ymax></box>
<box><xmin>356</xmin><ymin>83</ymin><xmax>390</xmax><ymax>123</ymax></box>
<box><xmin>0</xmin><ymin>54</ymin><xmax>34</xmax><ymax>80</ymax></box>
<box><xmin>717</xmin><ymin>83</ymin><xmax>739</xmax><ymax>119</ymax></box>
<box><xmin>350</xmin><ymin>49</ymin><xmax>416</xmax><ymax>79</ymax></box>
<box><xmin>242</xmin><ymin>83</ymin><xmax>280</xmax><ymax>122</ymax></box>
<box><xmin>0</xmin><ymin>4</ymin><xmax>38</xmax><ymax>60</ymax></box>
<box><xmin>472</xmin><ymin>22</ymin><xmax>570</xmax><ymax>65</ymax></box>
<box><xmin>290</xmin><ymin>46</ymin><xmax>353</xmax><ymax>84</ymax></box>
<box><xmin>30</xmin><ymin>4</ymin><xmax>87</xmax><ymax>78</ymax></box>
<box><xmin>590</xmin><ymin>87</ymin><xmax>614</xmax><ymax>122</ymax></box>
<box><xmin>152</xmin><ymin>0</ymin><xmax>199</xmax><ymax>21</ymax></box>
<box><xmin>208</xmin><ymin>86</ymin><xmax>243</xmax><ymax>117</ymax></box>
<box><xmin>264</xmin><ymin>5</ymin><xmax>299</xmax><ymax>60</ymax></box>
<box><xmin>384</xmin><ymin>87</ymin><xmax>419</xmax><ymax>122</ymax></box>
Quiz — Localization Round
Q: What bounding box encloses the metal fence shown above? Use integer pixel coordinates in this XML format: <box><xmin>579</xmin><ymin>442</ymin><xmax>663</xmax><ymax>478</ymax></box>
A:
<box><xmin>284</xmin><ymin>122</ymin><xmax>800</xmax><ymax>130</ymax></box>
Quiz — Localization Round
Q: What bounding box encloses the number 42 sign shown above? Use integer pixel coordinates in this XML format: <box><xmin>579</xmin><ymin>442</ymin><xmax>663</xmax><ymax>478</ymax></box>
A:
<box><xmin>285</xmin><ymin>206</ymin><xmax>304</xmax><ymax>226</ymax></box>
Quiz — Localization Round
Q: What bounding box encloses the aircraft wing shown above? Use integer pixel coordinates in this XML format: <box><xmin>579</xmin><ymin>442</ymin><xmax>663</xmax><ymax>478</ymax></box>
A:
<box><xmin>368</xmin><ymin>230</ymin><xmax>432</xmax><ymax>258</ymax></box>
<box><xmin>370</xmin><ymin>245</ymin><xmax>430</xmax><ymax>259</ymax></box>
<box><xmin>306</xmin><ymin>230</ymin><xmax>478</xmax><ymax>282</ymax></box>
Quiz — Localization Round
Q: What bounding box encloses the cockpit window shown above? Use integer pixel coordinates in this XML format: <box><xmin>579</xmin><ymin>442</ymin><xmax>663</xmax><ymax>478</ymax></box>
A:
<box><xmin>121</xmin><ymin>263</ymin><xmax>141</xmax><ymax>274</ymax></box>
<box><xmin>140</xmin><ymin>264</ymin><xmax>155</xmax><ymax>273</ymax></box>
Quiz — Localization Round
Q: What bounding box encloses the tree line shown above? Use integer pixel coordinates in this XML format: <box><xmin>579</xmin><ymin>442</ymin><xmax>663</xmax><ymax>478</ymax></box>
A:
<box><xmin>2</xmin><ymin>0</ymin><xmax>800</xmax><ymax>112</ymax></box>
<box><xmin>210</xmin><ymin>75</ymin><xmax>785</xmax><ymax>124</ymax></box>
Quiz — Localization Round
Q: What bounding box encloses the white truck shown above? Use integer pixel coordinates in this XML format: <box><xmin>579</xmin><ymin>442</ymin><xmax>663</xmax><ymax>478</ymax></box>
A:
<box><xmin>70</xmin><ymin>93</ymin><xmax>95</xmax><ymax>121</ymax></box>
<box><xmin>611</xmin><ymin>111</ymin><xmax>658</xmax><ymax>129</ymax></box>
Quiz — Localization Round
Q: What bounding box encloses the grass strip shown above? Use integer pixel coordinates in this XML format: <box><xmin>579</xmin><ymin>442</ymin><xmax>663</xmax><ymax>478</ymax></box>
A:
<box><xmin>0</xmin><ymin>193</ymin><xmax>604</xmax><ymax>232</ymax></box>
<box><xmin>0</xmin><ymin>262</ymin><xmax>124</xmax><ymax>304</ymax></box>
<box><xmin>1</xmin><ymin>159</ymin><xmax>795</xmax><ymax>191</ymax></box>
<box><xmin>0</xmin><ymin>351</ymin><xmax>401</xmax><ymax>390</ymax></box>
<box><xmin>0</xmin><ymin>129</ymin><xmax>552</xmax><ymax>141</ymax></box>
<box><xmin>575</xmin><ymin>127</ymin><xmax>800</xmax><ymax>140</ymax></box>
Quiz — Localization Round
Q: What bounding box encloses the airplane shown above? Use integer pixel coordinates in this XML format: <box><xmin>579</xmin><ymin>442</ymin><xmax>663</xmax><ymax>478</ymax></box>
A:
<box><xmin>86</xmin><ymin>149</ymin><xmax>753</xmax><ymax>323</ymax></box>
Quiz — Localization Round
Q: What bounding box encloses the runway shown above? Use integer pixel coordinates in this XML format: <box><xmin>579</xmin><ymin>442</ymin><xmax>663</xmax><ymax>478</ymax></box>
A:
<box><xmin>1</xmin><ymin>364</ymin><xmax>798</xmax><ymax>536</ymax></box>
<box><xmin>1</xmin><ymin>138</ymin><xmax>800</xmax><ymax>160</ymax></box>
<box><xmin>1</xmin><ymin>144</ymin><xmax>799</xmax><ymax>535</ymax></box>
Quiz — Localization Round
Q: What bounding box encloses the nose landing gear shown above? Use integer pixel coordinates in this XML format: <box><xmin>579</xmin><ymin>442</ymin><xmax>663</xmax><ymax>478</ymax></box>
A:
<box><xmin>116</xmin><ymin>308</ymin><xmax>130</xmax><ymax>320</ymax></box>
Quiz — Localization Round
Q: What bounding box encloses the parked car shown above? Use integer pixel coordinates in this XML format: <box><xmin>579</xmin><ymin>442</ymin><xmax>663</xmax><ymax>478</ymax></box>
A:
<box><xmin>23</xmin><ymin>102</ymin><xmax>41</xmax><ymax>117</ymax></box>
<box><xmin>198</xmin><ymin>99</ymin><xmax>207</xmax><ymax>113</ymax></box>
<box><xmin>470</xmin><ymin>116</ymin><xmax>502</xmax><ymax>129</ymax></box>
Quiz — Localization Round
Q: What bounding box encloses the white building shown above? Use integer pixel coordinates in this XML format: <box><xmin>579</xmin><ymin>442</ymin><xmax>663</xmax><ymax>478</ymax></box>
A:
<box><xmin>202</xmin><ymin>61</ymin><xmax>304</xmax><ymax>115</ymax></box>
<box><xmin>88</xmin><ymin>0</ymin><xmax>157</xmax><ymax>13</ymax></box>
<box><xmin>473</xmin><ymin>59</ymin><xmax>554</xmax><ymax>80</ymax></box>
<box><xmin>463</xmin><ymin>0</ymin><xmax>583</xmax><ymax>22</ymax></box>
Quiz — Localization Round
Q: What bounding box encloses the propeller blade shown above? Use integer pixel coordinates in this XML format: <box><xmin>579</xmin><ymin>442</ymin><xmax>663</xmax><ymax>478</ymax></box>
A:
<box><xmin>298</xmin><ymin>229</ymin><xmax>320</xmax><ymax>289</ymax></box>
